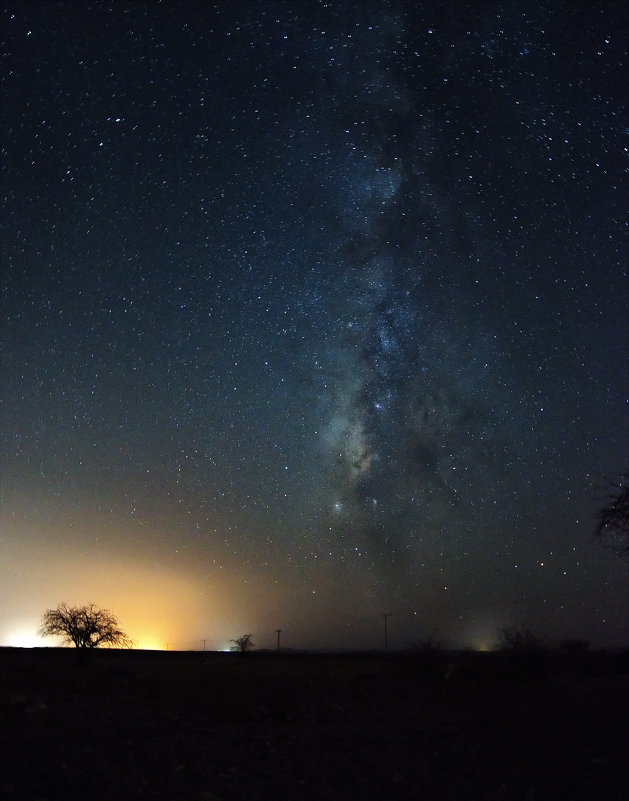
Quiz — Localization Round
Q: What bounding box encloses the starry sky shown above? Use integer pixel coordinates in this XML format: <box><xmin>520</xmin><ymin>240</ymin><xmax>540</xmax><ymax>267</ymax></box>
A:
<box><xmin>1</xmin><ymin>0</ymin><xmax>627</xmax><ymax>651</ymax></box>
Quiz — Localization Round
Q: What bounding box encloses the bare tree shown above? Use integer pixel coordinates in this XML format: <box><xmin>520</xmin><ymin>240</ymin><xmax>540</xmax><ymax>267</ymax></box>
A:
<box><xmin>496</xmin><ymin>624</ymin><xmax>545</xmax><ymax>652</ymax></box>
<box><xmin>39</xmin><ymin>602</ymin><xmax>133</xmax><ymax>649</ymax></box>
<box><xmin>230</xmin><ymin>633</ymin><xmax>254</xmax><ymax>652</ymax></box>
<box><xmin>594</xmin><ymin>471</ymin><xmax>629</xmax><ymax>557</ymax></box>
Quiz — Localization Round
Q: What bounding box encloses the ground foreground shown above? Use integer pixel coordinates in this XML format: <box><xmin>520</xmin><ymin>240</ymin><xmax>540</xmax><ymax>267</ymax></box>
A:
<box><xmin>1</xmin><ymin>647</ymin><xmax>627</xmax><ymax>800</ymax></box>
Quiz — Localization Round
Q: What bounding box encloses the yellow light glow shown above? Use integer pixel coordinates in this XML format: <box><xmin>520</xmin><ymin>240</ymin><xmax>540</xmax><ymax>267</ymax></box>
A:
<box><xmin>133</xmin><ymin>638</ymin><xmax>166</xmax><ymax>651</ymax></box>
<box><xmin>5</xmin><ymin>625</ymin><xmax>47</xmax><ymax>648</ymax></box>
<box><xmin>1</xmin><ymin>526</ymin><xmax>279</xmax><ymax>651</ymax></box>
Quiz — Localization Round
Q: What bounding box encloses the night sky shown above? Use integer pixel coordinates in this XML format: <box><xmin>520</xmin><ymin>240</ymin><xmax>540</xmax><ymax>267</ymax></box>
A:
<box><xmin>2</xmin><ymin>0</ymin><xmax>627</xmax><ymax>651</ymax></box>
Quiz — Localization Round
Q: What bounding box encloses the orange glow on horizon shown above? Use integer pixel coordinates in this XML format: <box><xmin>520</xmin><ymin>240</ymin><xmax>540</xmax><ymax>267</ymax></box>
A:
<box><xmin>133</xmin><ymin>640</ymin><xmax>167</xmax><ymax>651</ymax></box>
<box><xmin>4</xmin><ymin>624</ymin><xmax>47</xmax><ymax>648</ymax></box>
<box><xmin>0</xmin><ymin>542</ymin><xmax>250</xmax><ymax>650</ymax></box>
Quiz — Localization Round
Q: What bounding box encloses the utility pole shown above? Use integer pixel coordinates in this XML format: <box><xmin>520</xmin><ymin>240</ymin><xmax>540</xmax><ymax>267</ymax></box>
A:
<box><xmin>382</xmin><ymin>613</ymin><xmax>392</xmax><ymax>653</ymax></box>
<box><xmin>203</xmin><ymin>639</ymin><xmax>207</xmax><ymax>652</ymax></box>
<box><xmin>276</xmin><ymin>629</ymin><xmax>282</xmax><ymax>653</ymax></box>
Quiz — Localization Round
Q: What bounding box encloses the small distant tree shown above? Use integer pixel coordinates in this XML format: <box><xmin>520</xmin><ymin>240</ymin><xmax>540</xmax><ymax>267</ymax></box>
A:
<box><xmin>409</xmin><ymin>633</ymin><xmax>446</xmax><ymax>653</ymax></box>
<box><xmin>230</xmin><ymin>633</ymin><xmax>254</xmax><ymax>653</ymax></box>
<box><xmin>39</xmin><ymin>603</ymin><xmax>133</xmax><ymax>649</ymax></box>
<box><xmin>593</xmin><ymin>471</ymin><xmax>629</xmax><ymax>557</ymax></box>
<box><xmin>496</xmin><ymin>624</ymin><xmax>545</xmax><ymax>652</ymax></box>
<box><xmin>559</xmin><ymin>638</ymin><xmax>589</xmax><ymax>654</ymax></box>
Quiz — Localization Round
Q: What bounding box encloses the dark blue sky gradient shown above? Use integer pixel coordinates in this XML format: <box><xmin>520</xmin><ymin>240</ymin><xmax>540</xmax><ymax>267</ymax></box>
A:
<box><xmin>1</xmin><ymin>1</ymin><xmax>627</xmax><ymax>650</ymax></box>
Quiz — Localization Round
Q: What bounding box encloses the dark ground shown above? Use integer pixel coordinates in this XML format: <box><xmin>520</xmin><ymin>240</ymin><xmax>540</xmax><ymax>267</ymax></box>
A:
<box><xmin>1</xmin><ymin>647</ymin><xmax>627</xmax><ymax>801</ymax></box>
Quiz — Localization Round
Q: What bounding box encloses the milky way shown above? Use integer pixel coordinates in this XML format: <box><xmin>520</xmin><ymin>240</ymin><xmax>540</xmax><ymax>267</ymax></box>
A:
<box><xmin>1</xmin><ymin>1</ymin><xmax>626</xmax><ymax>650</ymax></box>
<box><xmin>313</xmin><ymin>9</ymin><xmax>532</xmax><ymax>571</ymax></box>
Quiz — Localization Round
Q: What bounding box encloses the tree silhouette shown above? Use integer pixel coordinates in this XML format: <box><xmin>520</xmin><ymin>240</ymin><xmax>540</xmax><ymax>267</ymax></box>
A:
<box><xmin>496</xmin><ymin>624</ymin><xmax>545</xmax><ymax>652</ymax></box>
<box><xmin>594</xmin><ymin>471</ymin><xmax>629</xmax><ymax>557</ymax></box>
<box><xmin>39</xmin><ymin>602</ymin><xmax>133</xmax><ymax>649</ymax></box>
<box><xmin>230</xmin><ymin>633</ymin><xmax>254</xmax><ymax>652</ymax></box>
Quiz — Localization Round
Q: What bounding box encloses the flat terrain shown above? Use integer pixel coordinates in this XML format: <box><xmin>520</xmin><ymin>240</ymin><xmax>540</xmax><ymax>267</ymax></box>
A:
<box><xmin>1</xmin><ymin>647</ymin><xmax>627</xmax><ymax>800</ymax></box>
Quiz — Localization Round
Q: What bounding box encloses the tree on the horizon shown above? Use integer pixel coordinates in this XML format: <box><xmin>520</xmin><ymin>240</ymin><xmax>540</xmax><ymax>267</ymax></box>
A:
<box><xmin>39</xmin><ymin>602</ymin><xmax>133</xmax><ymax>649</ymax></box>
<box><xmin>496</xmin><ymin>624</ymin><xmax>545</xmax><ymax>652</ymax></box>
<box><xmin>230</xmin><ymin>633</ymin><xmax>254</xmax><ymax>652</ymax></box>
<box><xmin>593</xmin><ymin>471</ymin><xmax>629</xmax><ymax>557</ymax></box>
